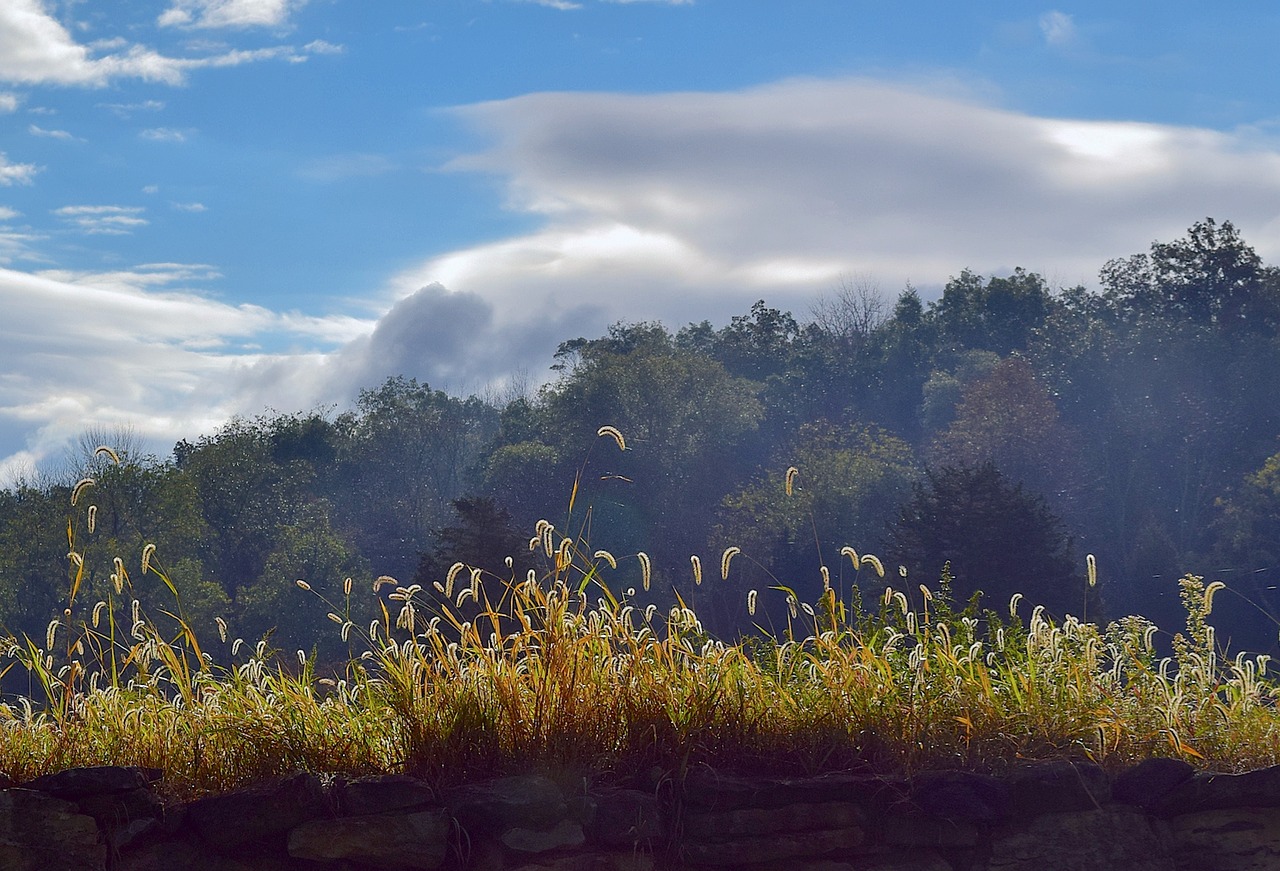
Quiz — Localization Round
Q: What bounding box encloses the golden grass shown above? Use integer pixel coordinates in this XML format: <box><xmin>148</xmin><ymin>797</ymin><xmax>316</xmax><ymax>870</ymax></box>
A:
<box><xmin>3</xmin><ymin>440</ymin><xmax>1280</xmax><ymax>798</ymax></box>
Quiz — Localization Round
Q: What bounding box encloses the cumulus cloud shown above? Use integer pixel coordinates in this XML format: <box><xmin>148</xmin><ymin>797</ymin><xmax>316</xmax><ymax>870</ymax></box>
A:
<box><xmin>158</xmin><ymin>0</ymin><xmax>308</xmax><ymax>30</ymax></box>
<box><xmin>393</xmin><ymin>78</ymin><xmax>1280</xmax><ymax>321</ymax></box>
<box><xmin>0</xmin><ymin>92</ymin><xmax>17</xmax><ymax>113</ymax></box>
<box><xmin>0</xmin><ymin>153</ymin><xmax>39</xmax><ymax>186</ymax></box>
<box><xmin>0</xmin><ymin>263</ymin><xmax>373</xmax><ymax>479</ymax></box>
<box><xmin>9</xmin><ymin>75</ymin><xmax>1280</xmax><ymax>481</ymax></box>
<box><xmin>0</xmin><ymin>0</ymin><xmax>315</xmax><ymax>86</ymax></box>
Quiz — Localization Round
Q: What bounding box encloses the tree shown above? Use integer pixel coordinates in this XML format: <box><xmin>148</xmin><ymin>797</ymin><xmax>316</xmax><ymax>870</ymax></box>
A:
<box><xmin>716</xmin><ymin>422</ymin><xmax>918</xmax><ymax>623</ymax></box>
<box><xmin>931</xmin><ymin>268</ymin><xmax>1055</xmax><ymax>355</ymax></box>
<box><xmin>1102</xmin><ymin>218</ymin><xmax>1280</xmax><ymax>332</ymax></box>
<box><xmin>413</xmin><ymin>497</ymin><xmax>532</xmax><ymax>588</ymax></box>
<box><xmin>929</xmin><ymin>356</ymin><xmax>1089</xmax><ymax>520</ymax></box>
<box><xmin>531</xmin><ymin>321</ymin><xmax>764</xmax><ymax>589</ymax></box>
<box><xmin>334</xmin><ymin>377</ymin><xmax>500</xmax><ymax>579</ymax></box>
<box><xmin>888</xmin><ymin>463</ymin><xmax>1090</xmax><ymax>619</ymax></box>
<box><xmin>235</xmin><ymin>500</ymin><xmax>368</xmax><ymax>662</ymax></box>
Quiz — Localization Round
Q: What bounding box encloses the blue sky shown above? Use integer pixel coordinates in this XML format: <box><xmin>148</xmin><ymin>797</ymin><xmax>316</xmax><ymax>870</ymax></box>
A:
<box><xmin>3</xmin><ymin>0</ymin><xmax>1280</xmax><ymax>478</ymax></box>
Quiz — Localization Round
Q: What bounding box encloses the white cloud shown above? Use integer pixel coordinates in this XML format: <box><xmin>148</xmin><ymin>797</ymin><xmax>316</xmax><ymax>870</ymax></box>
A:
<box><xmin>0</xmin><ymin>0</ymin><xmax>311</xmax><ymax>86</ymax></box>
<box><xmin>0</xmin><ymin>92</ymin><xmax>17</xmax><ymax>113</ymax></box>
<box><xmin>140</xmin><ymin>127</ymin><xmax>189</xmax><ymax>143</ymax></box>
<box><xmin>54</xmin><ymin>204</ymin><xmax>148</xmax><ymax>235</ymax></box>
<box><xmin>0</xmin><ymin>262</ymin><xmax>373</xmax><ymax>479</ymax></box>
<box><xmin>302</xmin><ymin>39</ymin><xmax>344</xmax><ymax>55</ymax></box>
<box><xmin>0</xmin><ymin>207</ymin><xmax>20</xmax><ymax>221</ymax></box>
<box><xmin>158</xmin><ymin>0</ymin><xmax>308</xmax><ymax>30</ymax></box>
<box><xmin>1039</xmin><ymin>10</ymin><xmax>1076</xmax><ymax>46</ymax></box>
<box><xmin>28</xmin><ymin>123</ymin><xmax>73</xmax><ymax>140</ymax></box>
<box><xmin>8</xmin><ymin>75</ymin><xmax>1280</xmax><ymax>482</ymax></box>
<box><xmin>97</xmin><ymin>99</ymin><xmax>166</xmax><ymax>118</ymax></box>
<box><xmin>171</xmin><ymin>201</ymin><xmax>207</xmax><ymax>212</ymax></box>
<box><xmin>339</xmin><ymin>77</ymin><xmax>1280</xmax><ymax>392</ymax></box>
<box><xmin>0</xmin><ymin>153</ymin><xmax>39</xmax><ymax>186</ymax></box>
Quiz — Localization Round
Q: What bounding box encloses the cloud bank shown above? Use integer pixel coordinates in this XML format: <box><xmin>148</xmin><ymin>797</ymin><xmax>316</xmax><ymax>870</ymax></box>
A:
<box><xmin>6</xmin><ymin>76</ymin><xmax>1280</xmax><ymax>478</ymax></box>
<box><xmin>0</xmin><ymin>0</ymin><xmax>329</xmax><ymax>86</ymax></box>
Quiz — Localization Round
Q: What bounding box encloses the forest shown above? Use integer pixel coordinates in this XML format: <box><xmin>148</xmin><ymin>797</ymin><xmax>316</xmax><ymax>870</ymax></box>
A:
<box><xmin>4</xmin><ymin>217</ymin><xmax>1280</xmax><ymax>664</ymax></box>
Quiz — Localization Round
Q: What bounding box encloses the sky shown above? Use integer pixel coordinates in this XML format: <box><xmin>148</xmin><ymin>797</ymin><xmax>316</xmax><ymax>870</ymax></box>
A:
<box><xmin>3</xmin><ymin>0</ymin><xmax>1280</xmax><ymax>479</ymax></box>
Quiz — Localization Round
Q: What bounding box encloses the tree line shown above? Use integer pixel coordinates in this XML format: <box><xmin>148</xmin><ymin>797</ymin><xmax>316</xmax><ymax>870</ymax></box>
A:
<box><xmin>4</xmin><ymin>218</ymin><xmax>1280</xmax><ymax>659</ymax></box>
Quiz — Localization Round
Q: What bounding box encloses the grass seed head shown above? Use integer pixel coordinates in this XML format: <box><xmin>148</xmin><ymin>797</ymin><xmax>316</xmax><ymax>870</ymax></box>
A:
<box><xmin>596</xmin><ymin>425</ymin><xmax>627</xmax><ymax>451</ymax></box>
<box><xmin>721</xmin><ymin>546</ymin><xmax>740</xmax><ymax>580</ymax></box>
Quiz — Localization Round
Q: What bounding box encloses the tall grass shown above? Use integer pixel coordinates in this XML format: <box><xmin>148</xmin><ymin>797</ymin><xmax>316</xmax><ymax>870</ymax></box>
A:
<box><xmin>2</xmin><ymin>433</ymin><xmax>1279</xmax><ymax>798</ymax></box>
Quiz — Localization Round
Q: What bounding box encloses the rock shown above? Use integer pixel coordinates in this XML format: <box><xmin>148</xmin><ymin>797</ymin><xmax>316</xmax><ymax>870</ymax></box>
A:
<box><xmin>1169</xmin><ymin>807</ymin><xmax>1280</xmax><ymax>870</ymax></box>
<box><xmin>988</xmin><ymin>806</ymin><xmax>1172</xmax><ymax>871</ymax></box>
<box><xmin>683</xmin><ymin>801</ymin><xmax>864</xmax><ymax>840</ymax></box>
<box><xmin>75</xmin><ymin>787</ymin><xmax>164</xmax><ymax>834</ymax></box>
<box><xmin>288</xmin><ymin>807</ymin><xmax>450</xmax><ymax>868</ymax></box>
<box><xmin>449</xmin><ymin>774</ymin><xmax>569</xmax><ymax>834</ymax></box>
<box><xmin>0</xmin><ymin>788</ymin><xmax>106</xmax><ymax>871</ymax></box>
<box><xmin>584</xmin><ymin>788</ymin><xmax>664</xmax><ymax>849</ymax></box>
<box><xmin>24</xmin><ymin>765</ymin><xmax>159</xmax><ymax>798</ymax></box>
<box><xmin>502</xmin><ymin>819</ymin><xmax>587</xmax><ymax>854</ymax></box>
<box><xmin>680</xmin><ymin>825</ymin><xmax>865</xmax><ymax>866</ymax></box>
<box><xmin>1160</xmin><ymin>765</ymin><xmax>1280</xmax><ymax>814</ymax></box>
<box><xmin>909</xmin><ymin>771</ymin><xmax>1010</xmax><ymax>824</ymax></box>
<box><xmin>1005</xmin><ymin>760</ymin><xmax>1110</xmax><ymax>817</ymax></box>
<box><xmin>683</xmin><ymin>770</ymin><xmax>901</xmax><ymax>812</ymax></box>
<box><xmin>184</xmin><ymin>771</ymin><xmax>328</xmax><ymax>853</ymax></box>
<box><xmin>338</xmin><ymin>773</ymin><xmax>435</xmax><ymax>815</ymax></box>
<box><xmin>1113</xmin><ymin>758</ymin><xmax>1196</xmax><ymax>811</ymax></box>
<box><xmin>878</xmin><ymin>814</ymin><xmax>980</xmax><ymax>848</ymax></box>
<box><xmin>114</xmin><ymin>836</ymin><xmax>279</xmax><ymax>871</ymax></box>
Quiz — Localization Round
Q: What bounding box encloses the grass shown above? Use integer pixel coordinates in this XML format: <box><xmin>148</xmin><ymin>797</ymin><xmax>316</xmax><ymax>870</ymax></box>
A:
<box><xmin>2</xmin><ymin>434</ymin><xmax>1280</xmax><ymax>799</ymax></box>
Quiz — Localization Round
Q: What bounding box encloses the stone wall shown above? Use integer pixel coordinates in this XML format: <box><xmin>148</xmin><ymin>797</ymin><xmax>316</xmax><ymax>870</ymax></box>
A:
<box><xmin>4</xmin><ymin>758</ymin><xmax>1280</xmax><ymax>870</ymax></box>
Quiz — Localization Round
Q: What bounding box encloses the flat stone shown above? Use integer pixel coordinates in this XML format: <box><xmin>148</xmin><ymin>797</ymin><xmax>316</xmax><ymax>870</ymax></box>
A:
<box><xmin>25</xmin><ymin>765</ymin><xmax>159</xmax><ymax>798</ymax></box>
<box><xmin>878</xmin><ymin>814</ymin><xmax>980</xmax><ymax>848</ymax></box>
<box><xmin>502</xmin><ymin>819</ymin><xmax>587</xmax><ymax>854</ymax></box>
<box><xmin>0</xmin><ymin>788</ymin><xmax>106</xmax><ymax>871</ymax></box>
<box><xmin>1161</xmin><ymin>766</ymin><xmax>1280</xmax><ymax>814</ymax></box>
<box><xmin>184</xmin><ymin>771</ymin><xmax>328</xmax><ymax>852</ymax></box>
<box><xmin>1169</xmin><ymin>807</ymin><xmax>1280</xmax><ymax>871</ymax></box>
<box><xmin>909</xmin><ymin>771</ymin><xmax>1010</xmax><ymax>824</ymax></box>
<box><xmin>114</xmin><ymin>836</ymin><xmax>279</xmax><ymax>871</ymax></box>
<box><xmin>684</xmin><ymin>801</ymin><xmax>864</xmax><ymax>840</ymax></box>
<box><xmin>583</xmin><ymin>788</ymin><xmax>663</xmax><ymax>848</ymax></box>
<box><xmin>288</xmin><ymin>807</ymin><xmax>450</xmax><ymax>868</ymax></box>
<box><xmin>338</xmin><ymin>773</ymin><xmax>435</xmax><ymax>815</ymax></box>
<box><xmin>680</xmin><ymin>824</ymin><xmax>865</xmax><ymax>866</ymax></box>
<box><xmin>1113</xmin><ymin>758</ymin><xmax>1196</xmax><ymax>811</ymax></box>
<box><xmin>1005</xmin><ymin>760</ymin><xmax>1110</xmax><ymax>817</ymax></box>
<box><xmin>988</xmin><ymin>806</ymin><xmax>1172</xmax><ymax>871</ymax></box>
<box><xmin>449</xmin><ymin>774</ymin><xmax>569</xmax><ymax>834</ymax></box>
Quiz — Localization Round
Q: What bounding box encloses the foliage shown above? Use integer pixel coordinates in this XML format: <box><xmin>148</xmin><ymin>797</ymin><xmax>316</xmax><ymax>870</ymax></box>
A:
<box><xmin>888</xmin><ymin>463</ymin><xmax>1091</xmax><ymax>620</ymax></box>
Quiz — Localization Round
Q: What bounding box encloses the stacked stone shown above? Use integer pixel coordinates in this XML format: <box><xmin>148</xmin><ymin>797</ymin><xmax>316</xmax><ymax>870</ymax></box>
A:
<box><xmin>4</xmin><ymin>759</ymin><xmax>1280</xmax><ymax>869</ymax></box>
